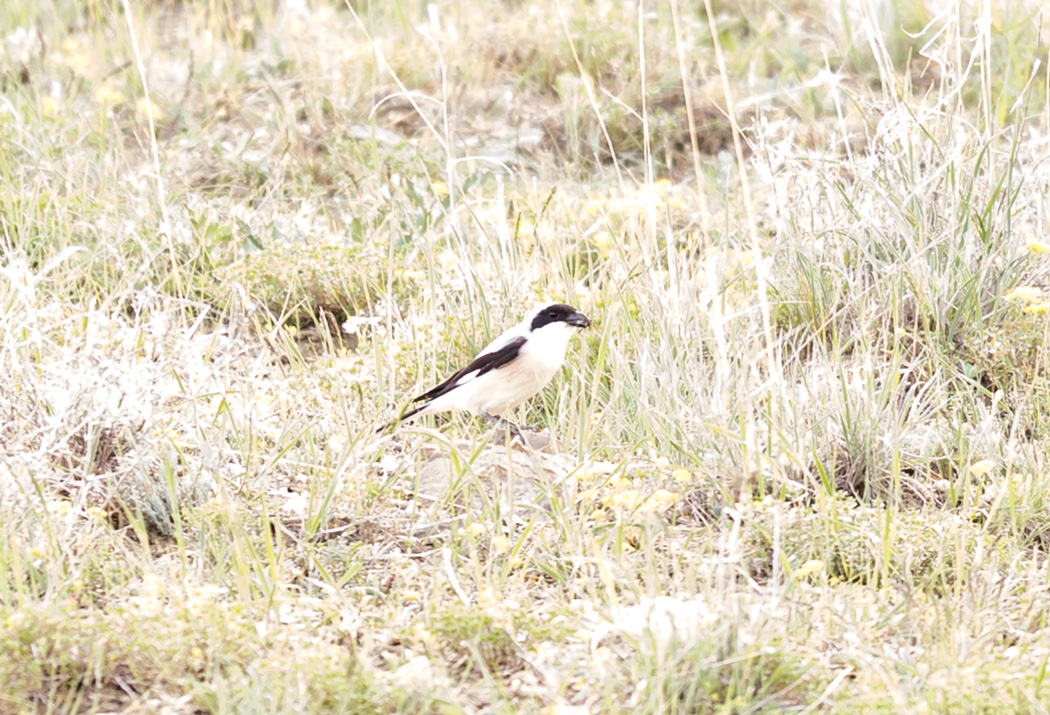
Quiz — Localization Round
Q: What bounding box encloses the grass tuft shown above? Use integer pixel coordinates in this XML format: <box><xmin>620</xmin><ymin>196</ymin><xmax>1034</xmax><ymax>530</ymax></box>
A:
<box><xmin>4</xmin><ymin>0</ymin><xmax>1050</xmax><ymax>711</ymax></box>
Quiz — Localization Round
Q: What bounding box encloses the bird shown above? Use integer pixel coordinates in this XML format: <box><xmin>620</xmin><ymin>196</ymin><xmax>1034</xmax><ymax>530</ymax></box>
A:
<box><xmin>378</xmin><ymin>302</ymin><xmax>591</xmax><ymax>436</ymax></box>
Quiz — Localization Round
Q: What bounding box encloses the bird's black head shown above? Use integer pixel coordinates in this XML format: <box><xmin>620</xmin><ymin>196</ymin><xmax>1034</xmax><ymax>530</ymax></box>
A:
<box><xmin>530</xmin><ymin>303</ymin><xmax>591</xmax><ymax>331</ymax></box>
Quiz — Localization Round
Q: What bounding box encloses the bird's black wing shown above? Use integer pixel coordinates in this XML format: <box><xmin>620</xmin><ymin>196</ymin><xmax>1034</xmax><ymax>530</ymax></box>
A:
<box><xmin>412</xmin><ymin>336</ymin><xmax>527</xmax><ymax>404</ymax></box>
<box><xmin>375</xmin><ymin>335</ymin><xmax>528</xmax><ymax>432</ymax></box>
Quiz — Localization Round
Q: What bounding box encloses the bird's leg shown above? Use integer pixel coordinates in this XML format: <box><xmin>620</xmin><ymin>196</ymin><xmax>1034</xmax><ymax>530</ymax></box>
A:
<box><xmin>481</xmin><ymin>411</ymin><xmax>525</xmax><ymax>440</ymax></box>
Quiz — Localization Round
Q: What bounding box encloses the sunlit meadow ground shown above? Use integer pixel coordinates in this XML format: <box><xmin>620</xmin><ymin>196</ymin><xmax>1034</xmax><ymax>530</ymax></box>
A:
<box><xmin>3</xmin><ymin>0</ymin><xmax>1050</xmax><ymax>713</ymax></box>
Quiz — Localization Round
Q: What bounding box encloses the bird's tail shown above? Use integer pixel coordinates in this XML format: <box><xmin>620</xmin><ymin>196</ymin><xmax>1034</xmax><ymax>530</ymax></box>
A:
<box><xmin>375</xmin><ymin>402</ymin><xmax>428</xmax><ymax>434</ymax></box>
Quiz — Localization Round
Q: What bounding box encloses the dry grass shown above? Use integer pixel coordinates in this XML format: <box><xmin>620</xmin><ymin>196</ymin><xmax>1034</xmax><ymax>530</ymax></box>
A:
<box><xmin>3</xmin><ymin>0</ymin><xmax>1050</xmax><ymax>712</ymax></box>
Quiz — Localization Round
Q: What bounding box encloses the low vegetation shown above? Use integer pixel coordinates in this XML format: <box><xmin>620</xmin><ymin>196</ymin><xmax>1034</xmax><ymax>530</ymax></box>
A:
<box><xmin>2</xmin><ymin>0</ymin><xmax>1050</xmax><ymax>712</ymax></box>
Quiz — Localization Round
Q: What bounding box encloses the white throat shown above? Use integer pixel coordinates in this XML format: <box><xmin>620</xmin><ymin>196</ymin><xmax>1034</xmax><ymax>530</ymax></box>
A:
<box><xmin>526</xmin><ymin>321</ymin><xmax>578</xmax><ymax>367</ymax></box>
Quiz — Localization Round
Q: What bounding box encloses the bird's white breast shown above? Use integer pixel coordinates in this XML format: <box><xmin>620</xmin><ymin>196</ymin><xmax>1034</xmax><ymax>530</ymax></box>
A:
<box><xmin>448</xmin><ymin>321</ymin><xmax>578</xmax><ymax>416</ymax></box>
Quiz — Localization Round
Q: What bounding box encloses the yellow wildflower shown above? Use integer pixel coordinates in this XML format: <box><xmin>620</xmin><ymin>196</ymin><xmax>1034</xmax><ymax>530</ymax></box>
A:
<box><xmin>593</xmin><ymin>231</ymin><xmax>612</xmax><ymax>258</ymax></box>
<box><xmin>793</xmin><ymin>559</ymin><xmax>825</xmax><ymax>579</ymax></box>
<box><xmin>1004</xmin><ymin>286</ymin><xmax>1042</xmax><ymax>303</ymax></box>
<box><xmin>47</xmin><ymin>500</ymin><xmax>72</xmax><ymax>515</ymax></box>
<box><xmin>602</xmin><ymin>489</ymin><xmax>643</xmax><ymax>510</ymax></box>
<box><xmin>640</xmin><ymin>489</ymin><xmax>679</xmax><ymax>512</ymax></box>
<box><xmin>969</xmin><ymin>460</ymin><xmax>995</xmax><ymax>476</ymax></box>
<box><xmin>478</xmin><ymin>587</ymin><xmax>498</xmax><ymax>608</ymax></box>
<box><xmin>94</xmin><ymin>85</ymin><xmax>124</xmax><ymax>105</ymax></box>
<box><xmin>490</xmin><ymin>535</ymin><xmax>510</xmax><ymax>555</ymax></box>
<box><xmin>573</xmin><ymin>461</ymin><xmax>614</xmax><ymax>482</ymax></box>
<box><xmin>135</xmin><ymin>97</ymin><xmax>164</xmax><ymax>120</ymax></box>
<box><xmin>576</xmin><ymin>488</ymin><xmax>598</xmax><ymax>503</ymax></box>
<box><xmin>57</xmin><ymin>40</ymin><xmax>89</xmax><ymax>73</ymax></box>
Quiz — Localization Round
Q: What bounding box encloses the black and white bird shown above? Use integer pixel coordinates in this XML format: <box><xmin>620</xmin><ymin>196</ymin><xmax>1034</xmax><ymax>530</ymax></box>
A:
<box><xmin>379</xmin><ymin>303</ymin><xmax>591</xmax><ymax>435</ymax></box>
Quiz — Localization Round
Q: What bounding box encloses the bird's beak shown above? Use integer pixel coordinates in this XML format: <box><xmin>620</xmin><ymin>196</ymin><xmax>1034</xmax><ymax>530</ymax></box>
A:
<box><xmin>567</xmin><ymin>311</ymin><xmax>591</xmax><ymax>328</ymax></box>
